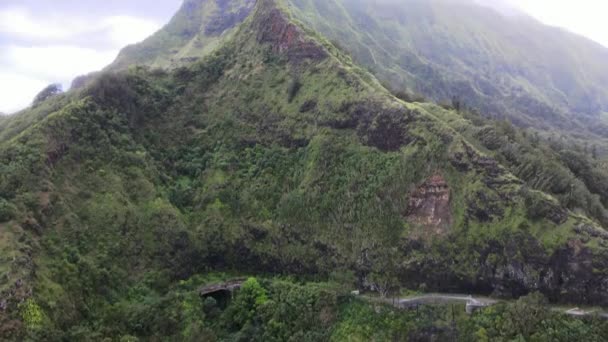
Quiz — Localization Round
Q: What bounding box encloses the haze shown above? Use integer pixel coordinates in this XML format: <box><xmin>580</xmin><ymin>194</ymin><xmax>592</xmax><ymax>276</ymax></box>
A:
<box><xmin>0</xmin><ymin>0</ymin><xmax>606</xmax><ymax>114</ymax></box>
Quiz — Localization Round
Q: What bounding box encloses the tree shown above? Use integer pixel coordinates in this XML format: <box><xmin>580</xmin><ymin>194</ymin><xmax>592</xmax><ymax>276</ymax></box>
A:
<box><xmin>224</xmin><ymin>278</ymin><xmax>268</xmax><ymax>329</ymax></box>
<box><xmin>287</xmin><ymin>78</ymin><xmax>302</xmax><ymax>103</ymax></box>
<box><xmin>497</xmin><ymin>119</ymin><xmax>516</xmax><ymax>141</ymax></box>
<box><xmin>592</xmin><ymin>145</ymin><xmax>599</xmax><ymax>159</ymax></box>
<box><xmin>0</xmin><ymin>198</ymin><xmax>15</xmax><ymax>222</ymax></box>
<box><xmin>474</xmin><ymin>327</ymin><xmax>490</xmax><ymax>342</ymax></box>
<box><xmin>451</xmin><ymin>95</ymin><xmax>463</xmax><ymax>112</ymax></box>
<box><xmin>367</xmin><ymin>247</ymin><xmax>400</xmax><ymax>298</ymax></box>
<box><xmin>33</xmin><ymin>83</ymin><xmax>63</xmax><ymax>106</ymax></box>
<box><xmin>503</xmin><ymin>292</ymin><xmax>549</xmax><ymax>339</ymax></box>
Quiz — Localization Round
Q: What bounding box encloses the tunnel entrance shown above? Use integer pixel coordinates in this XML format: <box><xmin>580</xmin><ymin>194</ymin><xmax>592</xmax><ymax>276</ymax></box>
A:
<box><xmin>201</xmin><ymin>289</ymin><xmax>233</xmax><ymax>309</ymax></box>
<box><xmin>198</xmin><ymin>278</ymin><xmax>246</xmax><ymax>309</ymax></box>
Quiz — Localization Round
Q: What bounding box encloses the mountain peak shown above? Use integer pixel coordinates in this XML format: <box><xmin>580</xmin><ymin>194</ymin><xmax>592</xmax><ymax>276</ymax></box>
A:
<box><xmin>252</xmin><ymin>0</ymin><xmax>327</xmax><ymax>62</ymax></box>
<box><xmin>108</xmin><ymin>0</ymin><xmax>256</xmax><ymax>70</ymax></box>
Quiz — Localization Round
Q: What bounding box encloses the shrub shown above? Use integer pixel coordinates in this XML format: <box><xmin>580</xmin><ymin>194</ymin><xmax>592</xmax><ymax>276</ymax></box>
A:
<box><xmin>0</xmin><ymin>198</ymin><xmax>15</xmax><ymax>222</ymax></box>
<box><xmin>19</xmin><ymin>299</ymin><xmax>45</xmax><ymax>331</ymax></box>
<box><xmin>224</xmin><ymin>277</ymin><xmax>268</xmax><ymax>329</ymax></box>
<box><xmin>287</xmin><ymin>79</ymin><xmax>302</xmax><ymax>103</ymax></box>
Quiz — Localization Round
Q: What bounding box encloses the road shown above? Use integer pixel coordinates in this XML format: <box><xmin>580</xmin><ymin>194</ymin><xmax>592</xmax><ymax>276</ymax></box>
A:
<box><xmin>364</xmin><ymin>293</ymin><xmax>608</xmax><ymax>319</ymax></box>
<box><xmin>397</xmin><ymin>293</ymin><xmax>498</xmax><ymax>307</ymax></box>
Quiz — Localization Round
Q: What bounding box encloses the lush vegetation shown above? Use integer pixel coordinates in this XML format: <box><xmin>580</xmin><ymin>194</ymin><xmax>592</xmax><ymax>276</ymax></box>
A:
<box><xmin>287</xmin><ymin>0</ymin><xmax>608</xmax><ymax>137</ymax></box>
<box><xmin>109</xmin><ymin>0</ymin><xmax>256</xmax><ymax>71</ymax></box>
<box><xmin>1</xmin><ymin>0</ymin><xmax>608</xmax><ymax>340</ymax></box>
<box><xmin>20</xmin><ymin>274</ymin><xmax>608</xmax><ymax>341</ymax></box>
<box><xmin>409</xmin><ymin>100</ymin><xmax>608</xmax><ymax>227</ymax></box>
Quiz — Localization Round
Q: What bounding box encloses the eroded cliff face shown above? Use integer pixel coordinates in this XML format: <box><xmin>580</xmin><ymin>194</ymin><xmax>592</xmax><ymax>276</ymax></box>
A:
<box><xmin>477</xmin><ymin>232</ymin><xmax>608</xmax><ymax>304</ymax></box>
<box><xmin>395</xmin><ymin>226</ymin><xmax>608</xmax><ymax>305</ymax></box>
<box><xmin>406</xmin><ymin>174</ymin><xmax>452</xmax><ymax>235</ymax></box>
<box><xmin>253</xmin><ymin>0</ymin><xmax>327</xmax><ymax>62</ymax></box>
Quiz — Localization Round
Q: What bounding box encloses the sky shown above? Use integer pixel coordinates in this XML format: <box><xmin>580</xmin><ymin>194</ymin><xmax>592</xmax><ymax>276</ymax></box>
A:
<box><xmin>507</xmin><ymin>0</ymin><xmax>608</xmax><ymax>47</ymax></box>
<box><xmin>0</xmin><ymin>0</ymin><xmax>607</xmax><ymax>114</ymax></box>
<box><xmin>0</xmin><ymin>0</ymin><xmax>181</xmax><ymax>114</ymax></box>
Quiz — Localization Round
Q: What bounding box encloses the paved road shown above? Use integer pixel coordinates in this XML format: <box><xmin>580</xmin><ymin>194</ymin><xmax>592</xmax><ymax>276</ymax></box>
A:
<box><xmin>560</xmin><ymin>307</ymin><xmax>608</xmax><ymax>319</ymax></box>
<box><xmin>365</xmin><ymin>293</ymin><xmax>608</xmax><ymax>319</ymax></box>
<box><xmin>397</xmin><ymin>293</ymin><xmax>498</xmax><ymax>307</ymax></box>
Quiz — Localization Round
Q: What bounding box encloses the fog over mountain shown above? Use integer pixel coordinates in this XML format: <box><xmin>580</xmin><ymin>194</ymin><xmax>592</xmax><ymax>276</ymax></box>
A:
<box><xmin>473</xmin><ymin>0</ymin><xmax>523</xmax><ymax>15</ymax></box>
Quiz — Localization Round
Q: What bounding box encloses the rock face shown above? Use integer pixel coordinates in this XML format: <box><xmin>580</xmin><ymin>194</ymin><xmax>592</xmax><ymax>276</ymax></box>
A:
<box><xmin>406</xmin><ymin>174</ymin><xmax>452</xmax><ymax>234</ymax></box>
<box><xmin>320</xmin><ymin>101</ymin><xmax>418</xmax><ymax>151</ymax></box>
<box><xmin>397</xmin><ymin>230</ymin><xmax>608</xmax><ymax>305</ymax></box>
<box><xmin>478</xmin><ymin>236</ymin><xmax>608</xmax><ymax>304</ymax></box>
<box><xmin>254</xmin><ymin>0</ymin><xmax>327</xmax><ymax>62</ymax></box>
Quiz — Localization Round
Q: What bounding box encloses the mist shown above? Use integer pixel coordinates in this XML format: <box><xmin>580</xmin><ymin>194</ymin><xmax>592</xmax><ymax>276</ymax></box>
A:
<box><xmin>350</xmin><ymin>0</ymin><xmax>524</xmax><ymax>17</ymax></box>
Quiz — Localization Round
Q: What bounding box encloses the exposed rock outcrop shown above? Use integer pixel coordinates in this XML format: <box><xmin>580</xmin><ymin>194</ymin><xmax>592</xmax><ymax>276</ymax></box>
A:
<box><xmin>406</xmin><ymin>174</ymin><xmax>452</xmax><ymax>234</ymax></box>
<box><xmin>254</xmin><ymin>0</ymin><xmax>327</xmax><ymax>62</ymax></box>
<box><xmin>466</xmin><ymin>190</ymin><xmax>504</xmax><ymax>222</ymax></box>
<box><xmin>484</xmin><ymin>238</ymin><xmax>608</xmax><ymax>304</ymax></box>
<box><xmin>574</xmin><ymin>223</ymin><xmax>608</xmax><ymax>241</ymax></box>
<box><xmin>398</xmin><ymin>231</ymin><xmax>608</xmax><ymax>306</ymax></box>
<box><xmin>325</xmin><ymin>101</ymin><xmax>417</xmax><ymax>151</ymax></box>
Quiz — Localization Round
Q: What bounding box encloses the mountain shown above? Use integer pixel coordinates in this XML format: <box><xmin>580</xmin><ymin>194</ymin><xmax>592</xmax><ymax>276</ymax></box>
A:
<box><xmin>1</xmin><ymin>0</ymin><xmax>608</xmax><ymax>340</ymax></box>
<box><xmin>109</xmin><ymin>0</ymin><xmax>256</xmax><ymax>70</ymax></box>
<box><xmin>110</xmin><ymin>0</ymin><xmax>608</xmax><ymax>136</ymax></box>
<box><xmin>286</xmin><ymin>0</ymin><xmax>608</xmax><ymax>134</ymax></box>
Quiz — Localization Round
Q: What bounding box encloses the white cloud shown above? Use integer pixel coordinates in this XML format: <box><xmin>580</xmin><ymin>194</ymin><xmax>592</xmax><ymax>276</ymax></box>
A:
<box><xmin>103</xmin><ymin>16</ymin><xmax>162</xmax><ymax>47</ymax></box>
<box><xmin>506</xmin><ymin>0</ymin><xmax>608</xmax><ymax>47</ymax></box>
<box><xmin>0</xmin><ymin>7</ymin><xmax>161</xmax><ymax>46</ymax></box>
<box><xmin>0</xmin><ymin>7</ymin><xmax>73</xmax><ymax>40</ymax></box>
<box><xmin>0</xmin><ymin>7</ymin><xmax>163</xmax><ymax>113</ymax></box>
<box><xmin>0</xmin><ymin>72</ymin><xmax>47</xmax><ymax>113</ymax></box>
<box><xmin>5</xmin><ymin>45</ymin><xmax>117</xmax><ymax>81</ymax></box>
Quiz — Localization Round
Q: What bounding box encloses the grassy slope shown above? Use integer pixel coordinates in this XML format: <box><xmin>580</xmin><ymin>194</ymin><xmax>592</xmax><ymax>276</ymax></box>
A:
<box><xmin>419</xmin><ymin>102</ymin><xmax>608</xmax><ymax>225</ymax></box>
<box><xmin>284</xmin><ymin>0</ymin><xmax>608</xmax><ymax>227</ymax></box>
<box><xmin>0</xmin><ymin>0</ymin><xmax>608</xmax><ymax>339</ymax></box>
<box><xmin>285</xmin><ymin>0</ymin><xmax>608</xmax><ymax>135</ymax></box>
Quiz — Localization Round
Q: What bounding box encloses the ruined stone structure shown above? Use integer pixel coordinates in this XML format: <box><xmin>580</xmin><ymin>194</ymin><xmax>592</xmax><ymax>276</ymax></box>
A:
<box><xmin>199</xmin><ymin>279</ymin><xmax>246</xmax><ymax>297</ymax></box>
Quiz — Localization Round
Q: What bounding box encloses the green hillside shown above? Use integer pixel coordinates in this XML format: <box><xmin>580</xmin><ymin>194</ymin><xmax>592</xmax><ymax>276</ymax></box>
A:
<box><xmin>1</xmin><ymin>0</ymin><xmax>608</xmax><ymax>340</ymax></box>
<box><xmin>286</xmin><ymin>0</ymin><xmax>608</xmax><ymax>135</ymax></box>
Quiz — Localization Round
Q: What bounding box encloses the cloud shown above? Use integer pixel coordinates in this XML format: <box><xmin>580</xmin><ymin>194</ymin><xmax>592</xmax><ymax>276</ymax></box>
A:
<box><xmin>0</xmin><ymin>72</ymin><xmax>47</xmax><ymax>113</ymax></box>
<box><xmin>0</xmin><ymin>7</ymin><xmax>161</xmax><ymax>47</ymax></box>
<box><xmin>506</xmin><ymin>0</ymin><xmax>608</xmax><ymax>47</ymax></box>
<box><xmin>4</xmin><ymin>45</ymin><xmax>117</xmax><ymax>81</ymax></box>
<box><xmin>102</xmin><ymin>16</ymin><xmax>164</xmax><ymax>47</ymax></box>
<box><xmin>0</xmin><ymin>6</ymin><xmax>164</xmax><ymax>114</ymax></box>
<box><xmin>0</xmin><ymin>7</ymin><xmax>73</xmax><ymax>40</ymax></box>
